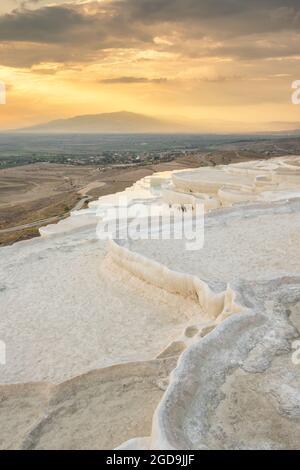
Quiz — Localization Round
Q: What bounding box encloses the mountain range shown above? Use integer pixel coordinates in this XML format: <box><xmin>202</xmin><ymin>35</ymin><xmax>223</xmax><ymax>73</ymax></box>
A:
<box><xmin>14</xmin><ymin>111</ymin><xmax>300</xmax><ymax>135</ymax></box>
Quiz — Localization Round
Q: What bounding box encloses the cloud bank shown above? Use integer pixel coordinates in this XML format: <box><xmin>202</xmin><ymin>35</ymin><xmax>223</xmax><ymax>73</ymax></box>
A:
<box><xmin>0</xmin><ymin>0</ymin><xmax>299</xmax><ymax>67</ymax></box>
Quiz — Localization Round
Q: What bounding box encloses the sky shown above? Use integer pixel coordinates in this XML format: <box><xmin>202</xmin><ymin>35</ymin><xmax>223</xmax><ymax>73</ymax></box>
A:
<box><xmin>0</xmin><ymin>0</ymin><xmax>299</xmax><ymax>131</ymax></box>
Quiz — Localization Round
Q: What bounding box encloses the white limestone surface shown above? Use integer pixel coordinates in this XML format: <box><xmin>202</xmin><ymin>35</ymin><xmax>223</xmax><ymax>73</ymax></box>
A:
<box><xmin>117</xmin><ymin>203</ymin><xmax>300</xmax><ymax>450</ymax></box>
<box><xmin>39</xmin><ymin>213</ymin><xmax>98</xmax><ymax>237</ymax></box>
<box><xmin>1</xmin><ymin>155</ymin><xmax>300</xmax><ymax>449</ymax></box>
<box><xmin>0</xmin><ymin>227</ymin><xmax>201</xmax><ymax>384</ymax></box>
<box><xmin>146</xmin><ymin>294</ymin><xmax>300</xmax><ymax>450</ymax></box>
<box><xmin>171</xmin><ymin>156</ymin><xmax>300</xmax><ymax>207</ymax></box>
<box><xmin>122</xmin><ymin>202</ymin><xmax>300</xmax><ymax>283</ymax></box>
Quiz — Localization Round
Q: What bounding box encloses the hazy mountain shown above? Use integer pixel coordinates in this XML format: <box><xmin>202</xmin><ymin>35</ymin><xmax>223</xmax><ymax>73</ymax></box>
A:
<box><xmin>14</xmin><ymin>112</ymin><xmax>300</xmax><ymax>135</ymax></box>
<box><xmin>17</xmin><ymin>111</ymin><xmax>181</xmax><ymax>134</ymax></box>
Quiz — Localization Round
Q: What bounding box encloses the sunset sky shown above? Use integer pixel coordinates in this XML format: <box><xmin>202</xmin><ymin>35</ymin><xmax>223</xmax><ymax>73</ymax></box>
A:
<box><xmin>0</xmin><ymin>0</ymin><xmax>299</xmax><ymax>131</ymax></box>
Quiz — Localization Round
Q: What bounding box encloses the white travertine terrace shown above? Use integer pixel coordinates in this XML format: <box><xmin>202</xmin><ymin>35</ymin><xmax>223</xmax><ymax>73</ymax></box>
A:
<box><xmin>0</xmin><ymin>156</ymin><xmax>300</xmax><ymax>449</ymax></box>
<box><xmin>168</xmin><ymin>156</ymin><xmax>300</xmax><ymax>208</ymax></box>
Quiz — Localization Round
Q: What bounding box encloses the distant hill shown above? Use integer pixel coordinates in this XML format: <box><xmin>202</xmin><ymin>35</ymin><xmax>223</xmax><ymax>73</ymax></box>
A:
<box><xmin>13</xmin><ymin>112</ymin><xmax>300</xmax><ymax>135</ymax></box>
<box><xmin>17</xmin><ymin>111</ymin><xmax>180</xmax><ymax>134</ymax></box>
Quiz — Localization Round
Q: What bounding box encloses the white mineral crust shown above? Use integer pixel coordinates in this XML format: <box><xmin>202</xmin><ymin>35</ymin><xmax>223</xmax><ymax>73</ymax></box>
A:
<box><xmin>0</xmin><ymin>156</ymin><xmax>299</xmax><ymax>449</ymax></box>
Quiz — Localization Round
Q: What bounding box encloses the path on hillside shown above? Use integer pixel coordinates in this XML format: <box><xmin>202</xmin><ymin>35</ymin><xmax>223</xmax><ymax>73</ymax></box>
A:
<box><xmin>0</xmin><ymin>195</ymin><xmax>92</xmax><ymax>234</ymax></box>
